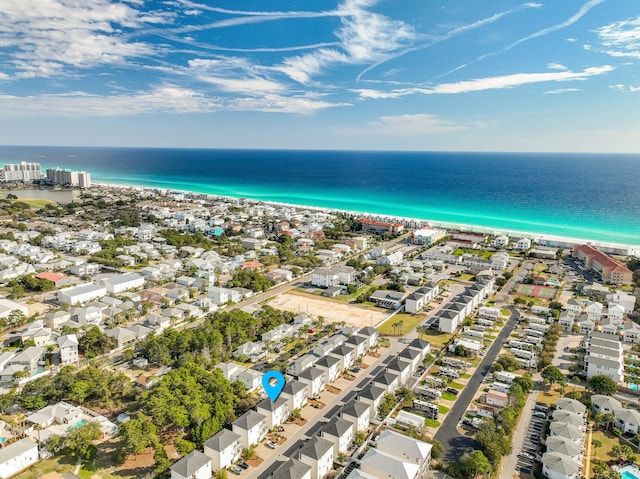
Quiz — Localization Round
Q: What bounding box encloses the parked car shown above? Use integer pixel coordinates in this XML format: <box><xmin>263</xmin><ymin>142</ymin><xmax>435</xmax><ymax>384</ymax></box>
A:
<box><xmin>533</xmin><ymin>411</ymin><xmax>546</xmax><ymax>418</ymax></box>
<box><xmin>230</xmin><ymin>465</ymin><xmax>243</xmax><ymax>475</ymax></box>
<box><xmin>445</xmin><ymin>387</ymin><xmax>459</xmax><ymax>395</ymax></box>
<box><xmin>238</xmin><ymin>462</ymin><xmax>249</xmax><ymax>470</ymax></box>
<box><xmin>266</xmin><ymin>440</ymin><xmax>279</xmax><ymax>449</ymax></box>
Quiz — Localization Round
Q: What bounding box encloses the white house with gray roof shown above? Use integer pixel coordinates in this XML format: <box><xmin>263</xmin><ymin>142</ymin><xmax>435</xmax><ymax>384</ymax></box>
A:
<box><xmin>298</xmin><ymin>367</ymin><xmax>326</xmax><ymax>398</ymax></box>
<box><xmin>549</xmin><ymin>422</ymin><xmax>584</xmax><ymax>445</ymax></box>
<box><xmin>270</xmin><ymin>458</ymin><xmax>312</xmax><ymax>479</ymax></box>
<box><xmin>256</xmin><ymin>396</ymin><xmax>289</xmax><ymax>430</ymax></box>
<box><xmin>545</xmin><ymin>436</ymin><xmax>582</xmax><ymax>462</ymax></box>
<box><xmin>297</xmin><ymin>436</ymin><xmax>334</xmax><ymax>479</ymax></box>
<box><xmin>386</xmin><ymin>358</ymin><xmax>412</xmax><ymax>385</ymax></box>
<box><xmin>339</xmin><ymin>400</ymin><xmax>370</xmax><ymax>435</ymax></box>
<box><xmin>356</xmin><ymin>385</ymin><xmax>386</xmax><ymax>419</ymax></box>
<box><xmin>170</xmin><ymin>450</ymin><xmax>211</xmax><ymax>479</ymax></box>
<box><xmin>0</xmin><ymin>437</ymin><xmax>39</xmax><ymax>479</ymax></box>
<box><xmin>373</xmin><ymin>370</ymin><xmax>399</xmax><ymax>394</ymax></box>
<box><xmin>232</xmin><ymin>410</ymin><xmax>267</xmax><ymax>448</ymax></box>
<box><xmin>357</xmin><ymin>326</ymin><xmax>378</xmax><ymax>349</ymax></box>
<box><xmin>329</xmin><ymin>345</ymin><xmax>356</xmax><ymax>371</ymax></box>
<box><xmin>281</xmin><ymin>380</ymin><xmax>308</xmax><ymax>412</ymax></box>
<box><xmin>320</xmin><ymin>417</ymin><xmax>353</xmax><ymax>458</ymax></box>
<box><xmin>314</xmin><ymin>355</ymin><xmax>341</xmax><ymax>383</ymax></box>
<box><xmin>541</xmin><ymin>451</ymin><xmax>580</xmax><ymax>479</ymax></box>
<box><xmin>345</xmin><ymin>334</ymin><xmax>368</xmax><ymax>358</ymax></box>
<box><xmin>203</xmin><ymin>428</ymin><xmax>241</xmax><ymax>472</ymax></box>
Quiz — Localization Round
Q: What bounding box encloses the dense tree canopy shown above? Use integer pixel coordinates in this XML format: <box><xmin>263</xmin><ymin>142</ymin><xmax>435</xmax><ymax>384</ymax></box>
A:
<box><xmin>588</xmin><ymin>375</ymin><xmax>617</xmax><ymax>396</ymax></box>
<box><xmin>139</xmin><ymin>361</ymin><xmax>237</xmax><ymax>447</ymax></box>
<box><xmin>136</xmin><ymin>306</ymin><xmax>294</xmax><ymax>367</ymax></box>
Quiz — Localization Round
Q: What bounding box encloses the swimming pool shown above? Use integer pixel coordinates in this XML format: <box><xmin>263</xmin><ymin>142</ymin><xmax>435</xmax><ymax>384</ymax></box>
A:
<box><xmin>0</xmin><ymin>437</ymin><xmax>6</xmax><ymax>443</ymax></box>
<box><xmin>66</xmin><ymin>419</ymin><xmax>87</xmax><ymax>431</ymax></box>
<box><xmin>620</xmin><ymin>465</ymin><xmax>640</xmax><ymax>479</ymax></box>
<box><xmin>630</xmin><ymin>383</ymin><xmax>639</xmax><ymax>390</ymax></box>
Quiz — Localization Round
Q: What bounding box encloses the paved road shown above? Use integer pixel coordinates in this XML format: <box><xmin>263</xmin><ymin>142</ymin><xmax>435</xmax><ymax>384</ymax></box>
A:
<box><xmin>434</xmin><ymin>307</ymin><xmax>521</xmax><ymax>462</ymax></box>
<box><xmin>254</xmin><ymin>338</ymin><xmax>405</xmax><ymax>479</ymax></box>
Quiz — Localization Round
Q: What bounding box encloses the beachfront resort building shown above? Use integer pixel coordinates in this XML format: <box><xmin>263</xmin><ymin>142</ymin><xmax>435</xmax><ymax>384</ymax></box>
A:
<box><xmin>411</xmin><ymin>228</ymin><xmax>447</xmax><ymax>245</ymax></box>
<box><xmin>2</xmin><ymin>162</ymin><xmax>43</xmax><ymax>182</ymax></box>
<box><xmin>357</xmin><ymin>217</ymin><xmax>405</xmax><ymax>235</ymax></box>
<box><xmin>572</xmin><ymin>244</ymin><xmax>633</xmax><ymax>284</ymax></box>
<box><xmin>45</xmin><ymin>167</ymin><xmax>92</xmax><ymax>188</ymax></box>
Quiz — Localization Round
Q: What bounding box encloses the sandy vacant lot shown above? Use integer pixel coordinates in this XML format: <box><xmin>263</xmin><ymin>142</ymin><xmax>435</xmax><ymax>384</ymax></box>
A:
<box><xmin>268</xmin><ymin>292</ymin><xmax>389</xmax><ymax>328</ymax></box>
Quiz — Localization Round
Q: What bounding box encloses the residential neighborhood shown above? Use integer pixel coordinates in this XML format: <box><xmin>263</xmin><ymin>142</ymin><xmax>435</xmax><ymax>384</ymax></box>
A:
<box><xmin>0</xmin><ymin>177</ymin><xmax>639</xmax><ymax>479</ymax></box>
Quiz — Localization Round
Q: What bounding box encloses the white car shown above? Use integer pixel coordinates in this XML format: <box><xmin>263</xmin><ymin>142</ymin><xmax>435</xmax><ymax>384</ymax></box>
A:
<box><xmin>266</xmin><ymin>440</ymin><xmax>279</xmax><ymax>449</ymax></box>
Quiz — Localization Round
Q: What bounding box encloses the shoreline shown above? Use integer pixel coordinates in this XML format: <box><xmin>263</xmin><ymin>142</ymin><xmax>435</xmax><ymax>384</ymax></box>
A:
<box><xmin>90</xmin><ymin>181</ymin><xmax>640</xmax><ymax>253</ymax></box>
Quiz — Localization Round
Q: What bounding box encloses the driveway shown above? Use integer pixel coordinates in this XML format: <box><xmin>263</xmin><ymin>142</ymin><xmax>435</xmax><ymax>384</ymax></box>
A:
<box><xmin>434</xmin><ymin>307</ymin><xmax>520</xmax><ymax>462</ymax></box>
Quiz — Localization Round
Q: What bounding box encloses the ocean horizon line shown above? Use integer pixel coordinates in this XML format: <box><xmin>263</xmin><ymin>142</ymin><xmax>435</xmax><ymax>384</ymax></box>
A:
<box><xmin>4</xmin><ymin>144</ymin><xmax>640</xmax><ymax>156</ymax></box>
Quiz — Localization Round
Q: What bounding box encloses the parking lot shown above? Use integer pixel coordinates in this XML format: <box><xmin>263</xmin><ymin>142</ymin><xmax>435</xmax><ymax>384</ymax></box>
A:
<box><xmin>514</xmin><ymin>402</ymin><xmax>549</xmax><ymax>477</ymax></box>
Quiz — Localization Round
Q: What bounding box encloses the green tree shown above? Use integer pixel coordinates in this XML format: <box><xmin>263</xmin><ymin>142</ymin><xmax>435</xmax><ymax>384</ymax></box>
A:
<box><xmin>588</xmin><ymin>375</ymin><xmax>617</xmax><ymax>396</ymax></box>
<box><xmin>494</xmin><ymin>354</ymin><xmax>520</xmax><ymax>372</ymax></box>
<box><xmin>119</xmin><ymin>413</ymin><xmax>158</xmax><ymax>456</ymax></box>
<box><xmin>48</xmin><ymin>422</ymin><xmax>102</xmax><ymax>464</ymax></box>
<box><xmin>513</xmin><ymin>374</ymin><xmax>534</xmax><ymax>393</ymax></box>
<box><xmin>354</xmin><ymin>431</ymin><xmax>367</xmax><ymax>446</ymax></box>
<box><xmin>476</xmin><ymin>420</ymin><xmax>511</xmax><ymax>465</ymax></box>
<box><xmin>591</xmin><ymin>438</ymin><xmax>602</xmax><ymax>458</ymax></box>
<box><xmin>541</xmin><ymin>366</ymin><xmax>565</xmax><ymax>390</ymax></box>
<box><xmin>461</xmin><ymin>450</ymin><xmax>492</xmax><ymax>478</ymax></box>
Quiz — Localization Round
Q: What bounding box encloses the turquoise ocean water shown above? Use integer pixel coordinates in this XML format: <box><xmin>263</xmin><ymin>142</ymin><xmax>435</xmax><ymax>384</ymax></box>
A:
<box><xmin>0</xmin><ymin>146</ymin><xmax>639</xmax><ymax>246</ymax></box>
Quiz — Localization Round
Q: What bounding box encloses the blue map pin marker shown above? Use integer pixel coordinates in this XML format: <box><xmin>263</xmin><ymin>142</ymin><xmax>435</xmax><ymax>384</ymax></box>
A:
<box><xmin>262</xmin><ymin>370</ymin><xmax>286</xmax><ymax>402</ymax></box>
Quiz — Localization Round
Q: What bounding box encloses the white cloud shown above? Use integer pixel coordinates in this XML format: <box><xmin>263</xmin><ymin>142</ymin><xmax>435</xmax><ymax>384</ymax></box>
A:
<box><xmin>631</xmin><ymin>85</ymin><xmax>640</xmax><ymax>92</ymax></box>
<box><xmin>0</xmin><ymin>0</ymin><xmax>174</xmax><ymax>78</ymax></box>
<box><xmin>357</xmin><ymin>2</ymin><xmax>542</xmax><ymax>82</ymax></box>
<box><xmin>274</xmin><ymin>0</ymin><xmax>417</xmax><ymax>84</ymax></box>
<box><xmin>0</xmin><ymin>86</ymin><xmax>218</xmax><ymax>116</ymax></box>
<box><xmin>543</xmin><ymin>88</ymin><xmax>580</xmax><ymax>94</ymax></box>
<box><xmin>355</xmin><ymin>65</ymin><xmax>614</xmax><ymax>98</ymax></box>
<box><xmin>595</xmin><ymin>16</ymin><xmax>640</xmax><ymax>59</ymax></box>
<box><xmin>357</xmin><ymin>114</ymin><xmax>468</xmax><ymax>136</ymax></box>
<box><xmin>443</xmin><ymin>0</ymin><xmax>606</xmax><ymax>77</ymax></box>
<box><xmin>547</xmin><ymin>62</ymin><xmax>568</xmax><ymax>70</ymax></box>
<box><xmin>228</xmin><ymin>94</ymin><xmax>349</xmax><ymax>114</ymax></box>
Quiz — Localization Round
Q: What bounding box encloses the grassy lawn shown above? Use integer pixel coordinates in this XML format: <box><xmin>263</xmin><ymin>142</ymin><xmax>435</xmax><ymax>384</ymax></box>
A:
<box><xmin>438</xmin><ymin>404</ymin><xmax>451</xmax><ymax>414</ymax></box>
<box><xmin>13</xmin><ymin>198</ymin><xmax>56</xmax><ymax>208</ymax></box>
<box><xmin>590</xmin><ymin>430</ymin><xmax>623</xmax><ymax>462</ymax></box>
<box><xmin>536</xmin><ymin>388</ymin><xmax>565</xmax><ymax>406</ymax></box>
<box><xmin>460</xmin><ymin>373</ymin><xmax>471</xmax><ymax>379</ymax></box>
<box><xmin>449</xmin><ymin>382</ymin><xmax>465</xmax><ymax>389</ymax></box>
<box><xmin>459</xmin><ymin>274</ymin><xmax>475</xmax><ymax>281</ymax></box>
<box><xmin>417</xmin><ymin>330</ymin><xmax>453</xmax><ymax>349</ymax></box>
<box><xmin>424</xmin><ymin>418</ymin><xmax>441</xmax><ymax>428</ymax></box>
<box><xmin>378</xmin><ymin>313</ymin><xmax>425</xmax><ymax>336</ymax></box>
<box><xmin>442</xmin><ymin>393</ymin><xmax>457</xmax><ymax>401</ymax></box>
<box><xmin>16</xmin><ymin>456</ymin><xmax>122</xmax><ymax>479</ymax></box>
<box><xmin>501</xmin><ymin>309</ymin><xmax>511</xmax><ymax>316</ymax></box>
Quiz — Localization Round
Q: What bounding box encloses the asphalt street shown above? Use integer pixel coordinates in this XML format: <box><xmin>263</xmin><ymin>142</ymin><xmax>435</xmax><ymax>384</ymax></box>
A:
<box><xmin>434</xmin><ymin>306</ymin><xmax>520</xmax><ymax>462</ymax></box>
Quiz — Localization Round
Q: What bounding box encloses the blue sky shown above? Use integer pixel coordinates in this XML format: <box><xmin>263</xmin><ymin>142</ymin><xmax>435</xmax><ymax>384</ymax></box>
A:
<box><xmin>0</xmin><ymin>0</ymin><xmax>639</xmax><ymax>152</ymax></box>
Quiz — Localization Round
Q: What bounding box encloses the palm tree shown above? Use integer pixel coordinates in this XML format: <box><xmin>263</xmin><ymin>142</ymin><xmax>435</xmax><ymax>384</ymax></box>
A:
<box><xmin>592</xmin><ymin>438</ymin><xmax>602</xmax><ymax>459</ymax></box>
